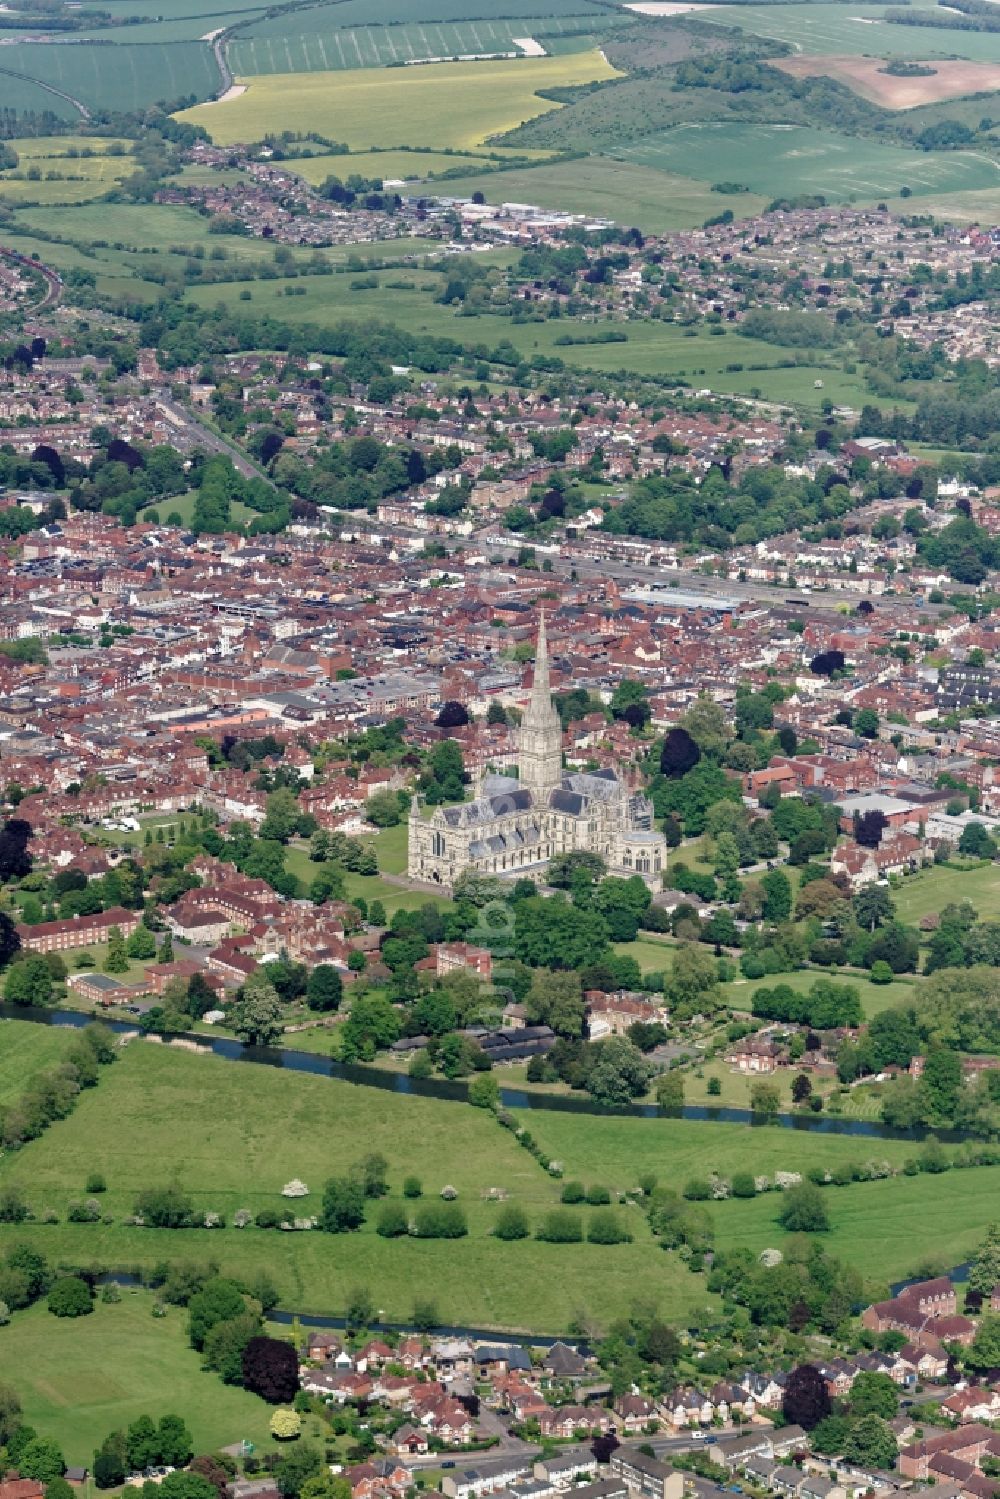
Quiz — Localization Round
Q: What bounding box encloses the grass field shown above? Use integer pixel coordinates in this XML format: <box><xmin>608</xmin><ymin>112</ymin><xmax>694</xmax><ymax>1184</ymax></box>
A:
<box><xmin>230</xmin><ymin>16</ymin><xmax>614</xmax><ymax>75</ymax></box>
<box><xmin>723</xmin><ymin>967</ymin><xmax>921</xmax><ymax>1018</ymax></box>
<box><xmin>0</xmin><ymin>1293</ymin><xmax>279</xmax><ymax>1465</ymax></box>
<box><xmin>709</xmin><ymin>1165</ymin><xmax>1000</xmax><ymax>1285</ymax></box>
<box><xmin>180</xmin><ymin>52</ymin><xmax>621</xmax><ymax>150</ymax></box>
<box><xmin>892</xmin><ymin>860</ymin><xmax>1000</xmax><ymax>926</ymax></box>
<box><xmin>621</xmin><ymin>122</ymin><xmax>1000</xmax><ymax>203</ymax></box>
<box><xmin>1</xmin><ymin>40</ymin><xmax>221</xmax><ymax>113</ymax></box>
<box><xmin>425</xmin><ymin>156</ymin><xmax>770</xmax><ymax>232</ymax></box>
<box><xmin>703</xmin><ymin>1</ymin><xmax>1000</xmax><ymax>63</ymax></box>
<box><xmin>186</xmin><ymin>272</ymin><xmax>878</xmax><ymax>411</ymax></box>
<box><xmin>0</xmin><ymin>1043</ymin><xmax>712</xmax><ymax>1330</ymax></box>
<box><xmin>0</xmin><ymin>136</ymin><xmax>132</xmax><ymax>206</ymax></box>
<box><xmin>287</xmin><ymin>149</ymin><xmax>501</xmax><ymax>186</ymax></box>
<box><xmin>0</xmin><ymin>1019</ymin><xmax>75</xmax><ymax>1104</ymax></box>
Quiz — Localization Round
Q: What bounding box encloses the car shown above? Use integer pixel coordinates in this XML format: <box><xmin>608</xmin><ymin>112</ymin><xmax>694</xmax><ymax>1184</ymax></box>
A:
<box><xmin>441</xmin><ymin>1461</ymin><xmax>456</xmax><ymax>1469</ymax></box>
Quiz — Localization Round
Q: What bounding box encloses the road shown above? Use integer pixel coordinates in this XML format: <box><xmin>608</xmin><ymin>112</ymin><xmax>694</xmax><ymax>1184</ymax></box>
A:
<box><xmin>403</xmin><ymin>1428</ymin><xmax>731</xmax><ymax>1476</ymax></box>
<box><xmin>154</xmin><ymin>390</ymin><xmax>274</xmax><ymax>483</ymax></box>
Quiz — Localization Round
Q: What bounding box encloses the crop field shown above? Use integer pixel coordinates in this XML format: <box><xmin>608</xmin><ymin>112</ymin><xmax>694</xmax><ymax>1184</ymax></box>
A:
<box><xmin>0</xmin><ymin>40</ymin><xmax>221</xmax><ymax>114</ymax></box>
<box><xmin>0</xmin><ymin>135</ymin><xmax>132</xmax><ymax>205</ymax></box>
<box><xmin>0</xmin><ymin>1294</ymin><xmax>279</xmax><ymax>1465</ymax></box>
<box><xmin>621</xmin><ymin>122</ymin><xmax>1000</xmax><ymax>201</ymax></box>
<box><xmin>180</xmin><ymin>51</ymin><xmax>621</xmax><ymax>149</ymax></box>
<box><xmin>0</xmin><ymin>1019</ymin><xmax>76</xmax><ymax>1105</ymax></box>
<box><xmin>709</xmin><ymin>1165</ymin><xmax>1000</xmax><ymax>1284</ymax></box>
<box><xmin>774</xmin><ymin>54</ymin><xmax>1000</xmax><ymax>107</ymax></box>
<box><xmin>238</xmin><ymin>0</ymin><xmax>614</xmax><ymax>35</ymax></box>
<box><xmin>286</xmin><ymin>148</ymin><xmax>500</xmax><ymax>185</ymax></box>
<box><xmin>0</xmin><ymin>70</ymin><xmax>74</xmax><ymax>118</ymax></box>
<box><xmin>423</xmin><ymin>155</ymin><xmax>770</xmax><ymax>232</ymax></box>
<box><xmin>0</xmin><ymin>1043</ymin><xmax>713</xmax><ymax>1330</ymax></box>
<box><xmin>230</xmin><ymin>16</ymin><xmax>615</xmax><ymax>75</ymax></box>
<box><xmin>701</xmin><ymin>1</ymin><xmax>1000</xmax><ymax>62</ymax></box>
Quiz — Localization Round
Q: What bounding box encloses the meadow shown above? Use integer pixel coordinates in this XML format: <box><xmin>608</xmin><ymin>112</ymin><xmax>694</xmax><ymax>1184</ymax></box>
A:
<box><xmin>709</xmin><ymin>1165</ymin><xmax>1000</xmax><ymax>1284</ymax></box>
<box><xmin>0</xmin><ymin>136</ymin><xmax>132</xmax><ymax>206</ymax></box>
<box><xmin>0</xmin><ymin>1293</ymin><xmax>279</xmax><ymax>1465</ymax></box>
<box><xmin>0</xmin><ymin>1018</ymin><xmax>75</xmax><ymax>1105</ymax></box>
<box><xmin>422</xmin><ymin>156</ymin><xmax>770</xmax><ymax>233</ymax></box>
<box><xmin>0</xmin><ymin>1041</ymin><xmax>713</xmax><ymax>1331</ymax></box>
<box><xmin>621</xmin><ymin>122</ymin><xmax>1000</xmax><ymax>202</ymax></box>
<box><xmin>892</xmin><ymin>859</ymin><xmax>1000</xmax><ymax>925</ymax></box>
<box><xmin>180</xmin><ymin>52</ymin><xmax>621</xmax><ymax>150</ymax></box>
<box><xmin>230</xmin><ymin>15</ymin><xmax>614</xmax><ymax>75</ymax></box>
<box><xmin>723</xmin><ymin>967</ymin><xmax>921</xmax><ymax>1018</ymax></box>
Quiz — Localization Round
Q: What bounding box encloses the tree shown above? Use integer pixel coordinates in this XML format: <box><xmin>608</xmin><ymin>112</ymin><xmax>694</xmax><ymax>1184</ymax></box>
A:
<box><xmin>842</xmin><ymin>1415</ymin><xmax>897</xmax><ymax>1469</ymax></box>
<box><xmin>959</xmin><ymin>821</ymin><xmax>996</xmax><ymax>859</ymax></box>
<box><xmin>204</xmin><ymin>1312</ymin><xmax>260</xmax><ymax>1384</ymax></box>
<box><xmin>435</xmin><ymin>700</ymin><xmax>469</xmax><ymax>728</ymax></box>
<box><xmin>853</xmin><ymin>885</ymin><xmax>895</xmax><ymax>932</ymax></box>
<box><xmin>4</xmin><ymin>955</ymin><xmax>54</xmax><ymax>1006</ymax></box>
<box><xmin>19</xmin><ymin>1439</ymin><xmax>64</xmax><ymax>1484</ymax></box>
<box><xmin>241</xmin><ymin>1336</ymin><xmax>299</xmax><ymax>1403</ymax></box>
<box><xmin>656</xmin><ymin>1071</ymin><xmax>684</xmax><ymax>1112</ymax></box>
<box><xmin>186</xmin><ymin>972</ymin><xmax>216</xmax><ymax>1019</ymax></box>
<box><xmin>761</xmin><ymin>869</ymin><xmax>792</xmax><ymax>922</ymax></box>
<box><xmin>779</xmin><ymin>1183</ymin><xmax>829</xmax><ymax>1233</ymax></box>
<box><xmin>364</xmin><ymin>790</ymin><xmax>401</xmax><ymax>828</ymax></box>
<box><xmin>968</xmin><ymin>1314</ymin><xmax>1000</xmax><ymax>1371</ymax></box>
<box><xmin>0</xmin><ymin>818</ymin><xmax>32</xmax><ymax>882</ymax></box>
<box><xmin>969</xmin><ymin>1223</ymin><xmax>1000</xmax><ymax>1296</ymax></box>
<box><xmin>750</xmin><ymin>1080</ymin><xmax>780</xmax><ymax>1118</ymax></box>
<box><xmin>468</xmin><ymin>1073</ymin><xmax>499</xmax><ymax>1110</ymax></box>
<box><xmin>270</xmin><ymin>1410</ymin><xmax>302</xmax><ymax>1442</ymax></box>
<box><xmin>664</xmin><ymin>943</ymin><xmax>719</xmax><ymax>1019</ymax></box>
<box><xmin>849</xmin><ymin>1372</ymin><xmax>899</xmax><ymax>1419</ymax></box>
<box><xmin>783</xmin><ymin>1364</ymin><xmax>831</xmax><ymax>1430</ymax></box>
<box><xmin>319</xmin><ymin>1176</ymin><xmax>366</xmax><ymax>1233</ymax></box>
<box><xmin>126</xmin><ymin>1416</ymin><xmax>158</xmax><ymax>1471</ymax></box>
<box><xmin>513</xmin><ymin>895</ymin><xmax>610</xmax><ymax>970</ymax></box>
<box><xmin>126</xmin><ymin>925</ymin><xmax>157</xmax><ymax>960</ymax></box>
<box><xmin>229</xmin><ymin>970</ymin><xmax>283</xmax><ymax>1046</ymax></box>
<box><xmin>93</xmin><ymin>1431</ymin><xmax>128</xmax><ymax>1489</ymax></box>
<box><xmin>274</xmin><ymin>1443</ymin><xmax>323</xmax><ymax>1499</ymax></box>
<box><xmin>919</xmin><ymin>1045</ymin><xmax>962</xmax><ymax>1125</ymax></box>
<box><xmin>306</xmin><ymin>964</ymin><xmax>342</xmax><ymax>1013</ymax></box>
<box><xmin>587</xmin><ymin>1037</ymin><xmax>654</xmax><ymax>1106</ymax></box>
<box><xmin>855</xmin><ymin>809</ymin><xmax>888</xmax><ymax>848</ymax></box>
<box><xmin>791</xmin><ymin>1072</ymin><xmax>812</xmax><ymax>1104</ymax></box>
<box><xmin>526</xmin><ymin>969</ymin><xmax>585</xmax><ymax>1038</ymax></box>
<box><xmin>156</xmin><ymin>1415</ymin><xmax>194</xmax><ymax>1468</ymax></box>
<box><xmin>188</xmin><ymin>1277</ymin><xmax>247</xmax><ymax>1351</ymax></box>
<box><xmin>101</xmin><ymin>926</ymin><xmax>129</xmax><ymax>974</ymax></box>
<box><xmin>854</xmin><ymin>709</ymin><xmax>879</xmax><ymax>740</ymax></box>
<box><xmin>660</xmin><ymin>728</ymin><xmax>701</xmax><ymax>778</ymax></box>
<box><xmin>47</xmin><ymin>1277</ymin><xmax>93</xmax><ymax>1318</ymax></box>
<box><xmin>0</xmin><ymin>1380</ymin><xmax>22</xmax><ymax>1446</ymax></box>
<box><xmin>680</xmin><ymin>696</ymin><xmax>730</xmax><ymax>758</ymax></box>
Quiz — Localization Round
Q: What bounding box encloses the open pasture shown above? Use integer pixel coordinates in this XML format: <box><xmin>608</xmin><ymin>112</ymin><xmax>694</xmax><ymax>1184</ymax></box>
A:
<box><xmin>0</xmin><ymin>135</ymin><xmax>132</xmax><ymax>205</ymax></box>
<box><xmin>700</xmin><ymin>2</ymin><xmax>1000</xmax><ymax>63</ymax></box>
<box><xmin>420</xmin><ymin>155</ymin><xmax>770</xmax><ymax>232</ymax></box>
<box><xmin>0</xmin><ymin>1018</ymin><xmax>76</xmax><ymax>1105</ymax></box>
<box><xmin>621</xmin><ymin>121</ymin><xmax>1000</xmax><ymax>201</ymax></box>
<box><xmin>774</xmin><ymin>53</ymin><xmax>1000</xmax><ymax>107</ymax></box>
<box><xmin>179</xmin><ymin>51</ymin><xmax>621</xmax><ymax>149</ymax></box>
<box><xmin>231</xmin><ymin>15</ymin><xmax>613</xmax><ymax>75</ymax></box>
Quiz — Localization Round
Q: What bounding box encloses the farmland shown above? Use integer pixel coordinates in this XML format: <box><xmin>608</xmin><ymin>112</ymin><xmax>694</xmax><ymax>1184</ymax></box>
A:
<box><xmin>0</xmin><ymin>40</ymin><xmax>221</xmax><ymax>114</ymax></box>
<box><xmin>701</xmin><ymin>1</ymin><xmax>1000</xmax><ymax>63</ymax></box>
<box><xmin>0</xmin><ymin>136</ymin><xmax>132</xmax><ymax>206</ymax></box>
<box><xmin>773</xmin><ymin>54</ymin><xmax>1000</xmax><ymax>108</ymax></box>
<box><xmin>230</xmin><ymin>15</ymin><xmax>616</xmax><ymax>75</ymax></box>
<box><xmin>621</xmin><ymin>122</ymin><xmax>1000</xmax><ymax>202</ymax></box>
<box><xmin>0</xmin><ymin>1293</ymin><xmax>279</xmax><ymax>1466</ymax></box>
<box><xmin>180</xmin><ymin>51</ymin><xmax>621</xmax><ymax>149</ymax></box>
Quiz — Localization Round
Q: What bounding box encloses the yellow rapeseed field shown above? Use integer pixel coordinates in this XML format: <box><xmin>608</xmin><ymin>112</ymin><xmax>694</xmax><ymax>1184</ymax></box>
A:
<box><xmin>178</xmin><ymin>50</ymin><xmax>620</xmax><ymax>150</ymax></box>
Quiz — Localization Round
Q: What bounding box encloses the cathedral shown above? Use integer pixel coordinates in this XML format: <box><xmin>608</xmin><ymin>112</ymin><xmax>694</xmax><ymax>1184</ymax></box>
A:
<box><xmin>407</xmin><ymin>616</ymin><xmax>669</xmax><ymax>891</ymax></box>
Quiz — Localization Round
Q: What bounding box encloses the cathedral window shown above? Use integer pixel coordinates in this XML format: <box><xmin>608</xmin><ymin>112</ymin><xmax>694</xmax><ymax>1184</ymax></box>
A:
<box><xmin>432</xmin><ymin>832</ymin><xmax>445</xmax><ymax>858</ymax></box>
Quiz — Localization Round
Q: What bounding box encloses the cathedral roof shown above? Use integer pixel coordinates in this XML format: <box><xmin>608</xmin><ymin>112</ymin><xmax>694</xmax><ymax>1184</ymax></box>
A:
<box><xmin>441</xmin><ymin>788</ymin><xmax>533</xmax><ymax>827</ymax></box>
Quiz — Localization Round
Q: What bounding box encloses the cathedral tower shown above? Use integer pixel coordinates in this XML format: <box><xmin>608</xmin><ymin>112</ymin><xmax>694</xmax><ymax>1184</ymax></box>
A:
<box><xmin>518</xmin><ymin>612</ymin><xmax>563</xmax><ymax>802</ymax></box>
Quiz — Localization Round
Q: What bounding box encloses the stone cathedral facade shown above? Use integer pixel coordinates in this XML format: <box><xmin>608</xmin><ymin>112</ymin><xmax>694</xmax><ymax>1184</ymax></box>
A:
<box><xmin>407</xmin><ymin>616</ymin><xmax>668</xmax><ymax>891</ymax></box>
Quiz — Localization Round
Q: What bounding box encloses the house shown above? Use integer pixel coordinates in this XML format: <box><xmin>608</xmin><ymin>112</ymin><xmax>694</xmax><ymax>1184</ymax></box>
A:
<box><xmin>614</xmin><ymin>1393</ymin><xmax>659</xmax><ymax>1433</ymax></box>
<box><xmin>342</xmin><ymin>1461</ymin><xmax>409</xmax><ymax>1499</ymax></box>
<box><xmin>942</xmin><ymin>1388</ymin><xmax>1000</xmax><ymax>1424</ymax></box>
<box><xmin>609</xmin><ymin>1448</ymin><xmax>684</xmax><ymax>1499</ymax></box>
<box><xmin>17</xmin><ymin>904</ymin><xmax>141</xmax><ymax>952</ymax></box>
<box><xmin>541</xmin><ymin>1341</ymin><xmax>590</xmax><ymax>1378</ymax></box>
<box><xmin>717</xmin><ymin>1432</ymin><xmax>774</xmax><ymax>1472</ymax></box>
<box><xmin>533</xmin><ymin>1454</ymin><xmax>599</xmax><ymax>1487</ymax></box>
<box><xmin>392</xmin><ymin>1425</ymin><xmax>429</xmax><ymax>1457</ymax></box>
<box><xmin>442</xmin><ymin>1457</ymin><xmax>534</xmax><ymax>1499</ymax></box>
<box><xmin>727</xmin><ymin>1037</ymin><xmax>781</xmax><ymax>1074</ymax></box>
<box><xmin>0</xmin><ymin>1482</ymin><xmax>45</xmax><ymax>1499</ymax></box>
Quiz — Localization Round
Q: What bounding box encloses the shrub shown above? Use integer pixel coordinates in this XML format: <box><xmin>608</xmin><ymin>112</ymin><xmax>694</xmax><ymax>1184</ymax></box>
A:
<box><xmin>779</xmin><ymin>1182</ymin><xmax>830</xmax><ymax>1233</ymax></box>
<box><xmin>269</xmin><ymin>1408</ymin><xmax>301</xmax><ymax>1441</ymax></box>
<box><xmin>560</xmin><ymin>1181</ymin><xmax>585</xmax><ymax>1204</ymax></box>
<box><xmin>587</xmin><ymin>1210</ymin><xmax>632</xmax><ymax>1244</ymax></box>
<box><xmin>47</xmin><ymin>1276</ymin><xmax>93</xmax><ymax>1318</ymax></box>
<box><xmin>731</xmin><ymin>1172</ymin><xmax>757</xmax><ymax>1198</ymax></box>
<box><xmin>585</xmin><ymin>1184</ymin><xmax>611</xmax><ymax>1206</ymax></box>
<box><xmin>492</xmin><ymin>1206</ymin><xmax>530</xmax><ymax>1240</ymax></box>
<box><xmin>413</xmin><ymin>1202</ymin><xmax>467</xmax><ymax>1239</ymax></box>
<box><xmin>402</xmin><ymin>1176</ymin><xmax>422</xmax><ymax>1198</ymax></box>
<box><xmin>376</xmin><ymin>1203</ymin><xmax>409</xmax><ymax>1238</ymax></box>
<box><xmin>536</xmin><ymin>1210</ymin><xmax>583</xmax><ymax>1243</ymax></box>
<box><xmin>85</xmin><ymin>1172</ymin><xmax>106</xmax><ymax>1194</ymax></box>
<box><xmin>683</xmin><ymin>1178</ymin><xmax>711</xmax><ymax>1200</ymax></box>
<box><xmin>255</xmin><ymin>1207</ymin><xmax>281</xmax><ymax>1228</ymax></box>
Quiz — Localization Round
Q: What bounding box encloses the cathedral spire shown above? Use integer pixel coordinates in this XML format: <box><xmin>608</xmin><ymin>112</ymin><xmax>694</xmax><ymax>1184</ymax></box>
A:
<box><xmin>527</xmin><ymin>609</ymin><xmax>551</xmax><ymax>719</ymax></box>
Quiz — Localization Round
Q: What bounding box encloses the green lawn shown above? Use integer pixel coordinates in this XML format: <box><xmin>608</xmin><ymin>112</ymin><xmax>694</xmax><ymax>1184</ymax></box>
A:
<box><xmin>723</xmin><ymin>967</ymin><xmax>921</xmax><ymax>1018</ymax></box>
<box><xmin>892</xmin><ymin>860</ymin><xmax>1000</xmax><ymax>927</ymax></box>
<box><xmin>0</xmin><ymin>1042</ymin><xmax>711</xmax><ymax>1331</ymax></box>
<box><xmin>283</xmin><ymin>841</ymin><xmax>441</xmax><ymax>915</ymax></box>
<box><xmin>0</xmin><ymin>1293</ymin><xmax>283</xmax><ymax>1465</ymax></box>
<box><xmin>0</xmin><ymin>1020</ymin><xmax>76</xmax><ymax>1104</ymax></box>
<box><xmin>708</xmin><ymin>1165</ymin><xmax>1000</xmax><ymax>1286</ymax></box>
<box><xmin>613</xmin><ymin>936</ymin><xmax>676</xmax><ymax>975</ymax></box>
